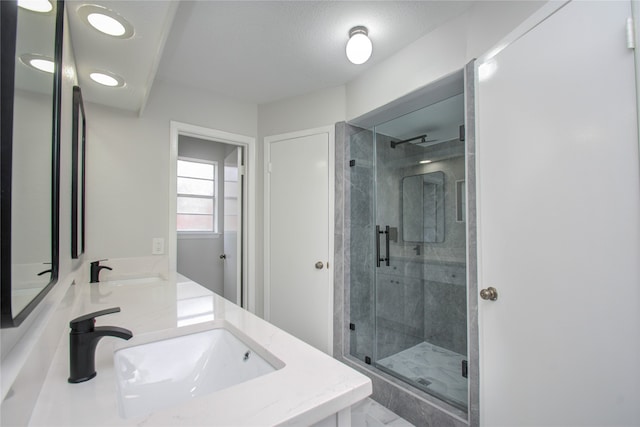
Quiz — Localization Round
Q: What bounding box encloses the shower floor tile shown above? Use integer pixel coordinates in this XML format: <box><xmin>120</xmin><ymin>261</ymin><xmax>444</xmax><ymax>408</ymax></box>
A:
<box><xmin>376</xmin><ymin>341</ymin><xmax>468</xmax><ymax>409</ymax></box>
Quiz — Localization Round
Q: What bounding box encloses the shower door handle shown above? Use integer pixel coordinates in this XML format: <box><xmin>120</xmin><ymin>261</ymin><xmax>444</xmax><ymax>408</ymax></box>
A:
<box><xmin>376</xmin><ymin>225</ymin><xmax>390</xmax><ymax>267</ymax></box>
<box><xmin>376</xmin><ymin>226</ymin><xmax>381</xmax><ymax>267</ymax></box>
<box><xmin>384</xmin><ymin>225</ymin><xmax>390</xmax><ymax>266</ymax></box>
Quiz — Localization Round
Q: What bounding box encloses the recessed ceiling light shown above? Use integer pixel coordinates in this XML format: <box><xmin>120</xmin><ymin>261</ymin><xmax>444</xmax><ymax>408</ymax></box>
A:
<box><xmin>419</xmin><ymin>160</ymin><xmax>432</xmax><ymax>165</ymax></box>
<box><xmin>19</xmin><ymin>54</ymin><xmax>55</xmax><ymax>73</ymax></box>
<box><xmin>90</xmin><ymin>71</ymin><xmax>125</xmax><ymax>87</ymax></box>
<box><xmin>18</xmin><ymin>0</ymin><xmax>53</xmax><ymax>13</ymax></box>
<box><xmin>88</xmin><ymin>13</ymin><xmax>125</xmax><ymax>36</ymax></box>
<box><xmin>78</xmin><ymin>4</ymin><xmax>134</xmax><ymax>39</ymax></box>
<box><xmin>346</xmin><ymin>26</ymin><xmax>372</xmax><ymax>65</ymax></box>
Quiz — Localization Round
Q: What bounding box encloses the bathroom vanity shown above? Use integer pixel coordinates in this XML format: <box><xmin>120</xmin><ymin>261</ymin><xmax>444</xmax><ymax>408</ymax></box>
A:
<box><xmin>27</xmin><ymin>274</ymin><xmax>371</xmax><ymax>426</ymax></box>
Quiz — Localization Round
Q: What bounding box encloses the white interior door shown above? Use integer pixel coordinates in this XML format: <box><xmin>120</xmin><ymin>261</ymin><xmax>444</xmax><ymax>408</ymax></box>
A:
<box><xmin>477</xmin><ymin>1</ymin><xmax>640</xmax><ymax>425</ymax></box>
<box><xmin>265</xmin><ymin>128</ymin><xmax>333</xmax><ymax>354</ymax></box>
<box><xmin>223</xmin><ymin>147</ymin><xmax>242</xmax><ymax>305</ymax></box>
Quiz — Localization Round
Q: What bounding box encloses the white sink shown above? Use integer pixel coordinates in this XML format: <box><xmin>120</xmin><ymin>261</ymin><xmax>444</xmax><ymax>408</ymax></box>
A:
<box><xmin>113</xmin><ymin>321</ymin><xmax>284</xmax><ymax>419</ymax></box>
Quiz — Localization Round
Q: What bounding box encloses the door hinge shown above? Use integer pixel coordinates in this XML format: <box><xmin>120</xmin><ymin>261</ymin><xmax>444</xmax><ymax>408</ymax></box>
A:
<box><xmin>239</xmin><ymin>165</ymin><xmax>246</xmax><ymax>175</ymax></box>
<box><xmin>462</xmin><ymin>360</ymin><xmax>468</xmax><ymax>378</ymax></box>
<box><xmin>349</xmin><ymin>160</ymin><xmax>356</xmax><ymax>167</ymax></box>
<box><xmin>627</xmin><ymin>17</ymin><xmax>636</xmax><ymax>49</ymax></box>
<box><xmin>365</xmin><ymin>356</ymin><xmax>372</xmax><ymax>365</ymax></box>
<box><xmin>349</xmin><ymin>323</ymin><xmax>355</xmax><ymax>331</ymax></box>
<box><xmin>268</xmin><ymin>162</ymin><xmax>272</xmax><ymax>173</ymax></box>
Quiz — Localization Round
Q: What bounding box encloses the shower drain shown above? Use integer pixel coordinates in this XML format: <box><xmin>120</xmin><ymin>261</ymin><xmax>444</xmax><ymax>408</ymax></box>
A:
<box><xmin>416</xmin><ymin>378</ymin><xmax>432</xmax><ymax>387</ymax></box>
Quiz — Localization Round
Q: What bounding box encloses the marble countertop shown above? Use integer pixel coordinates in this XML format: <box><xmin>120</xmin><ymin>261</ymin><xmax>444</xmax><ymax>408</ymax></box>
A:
<box><xmin>28</xmin><ymin>274</ymin><xmax>371</xmax><ymax>426</ymax></box>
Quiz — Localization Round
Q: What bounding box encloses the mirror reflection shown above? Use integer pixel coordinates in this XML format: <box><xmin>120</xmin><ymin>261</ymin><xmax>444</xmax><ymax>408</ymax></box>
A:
<box><xmin>2</xmin><ymin>1</ymin><xmax>61</xmax><ymax>325</ymax></box>
<box><xmin>402</xmin><ymin>171</ymin><xmax>445</xmax><ymax>243</ymax></box>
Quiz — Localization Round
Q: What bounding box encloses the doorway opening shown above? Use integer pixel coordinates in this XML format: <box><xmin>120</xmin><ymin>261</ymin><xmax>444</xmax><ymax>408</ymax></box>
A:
<box><xmin>176</xmin><ymin>137</ymin><xmax>243</xmax><ymax>303</ymax></box>
<box><xmin>169</xmin><ymin>121</ymin><xmax>256</xmax><ymax>311</ymax></box>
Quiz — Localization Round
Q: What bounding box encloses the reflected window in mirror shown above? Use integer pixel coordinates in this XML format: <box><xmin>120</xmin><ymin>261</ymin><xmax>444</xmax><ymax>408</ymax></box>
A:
<box><xmin>1</xmin><ymin>0</ymin><xmax>64</xmax><ymax>327</ymax></box>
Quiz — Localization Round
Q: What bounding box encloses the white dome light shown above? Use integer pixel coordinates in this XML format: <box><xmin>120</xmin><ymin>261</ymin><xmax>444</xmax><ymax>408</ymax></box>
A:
<box><xmin>346</xmin><ymin>26</ymin><xmax>372</xmax><ymax>65</ymax></box>
<box><xmin>90</xmin><ymin>71</ymin><xmax>124</xmax><ymax>87</ymax></box>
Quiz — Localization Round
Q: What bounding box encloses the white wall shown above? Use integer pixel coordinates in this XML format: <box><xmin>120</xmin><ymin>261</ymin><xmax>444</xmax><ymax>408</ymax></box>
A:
<box><xmin>346</xmin><ymin>1</ymin><xmax>545</xmax><ymax>121</ymax></box>
<box><xmin>255</xmin><ymin>85</ymin><xmax>346</xmax><ymax>317</ymax></box>
<box><xmin>84</xmin><ymin>81</ymin><xmax>257</xmax><ymax>262</ymax></box>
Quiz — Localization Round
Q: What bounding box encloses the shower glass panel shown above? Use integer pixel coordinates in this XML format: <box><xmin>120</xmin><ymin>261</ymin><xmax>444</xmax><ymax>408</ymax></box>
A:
<box><xmin>349</xmin><ymin>92</ymin><xmax>468</xmax><ymax>411</ymax></box>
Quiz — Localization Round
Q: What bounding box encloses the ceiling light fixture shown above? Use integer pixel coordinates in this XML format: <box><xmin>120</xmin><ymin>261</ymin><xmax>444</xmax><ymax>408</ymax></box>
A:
<box><xmin>90</xmin><ymin>71</ymin><xmax>125</xmax><ymax>87</ymax></box>
<box><xmin>19</xmin><ymin>54</ymin><xmax>55</xmax><ymax>73</ymax></box>
<box><xmin>346</xmin><ymin>26</ymin><xmax>372</xmax><ymax>65</ymax></box>
<box><xmin>18</xmin><ymin>0</ymin><xmax>53</xmax><ymax>13</ymax></box>
<box><xmin>78</xmin><ymin>4</ymin><xmax>134</xmax><ymax>39</ymax></box>
<box><xmin>419</xmin><ymin>160</ymin><xmax>432</xmax><ymax>165</ymax></box>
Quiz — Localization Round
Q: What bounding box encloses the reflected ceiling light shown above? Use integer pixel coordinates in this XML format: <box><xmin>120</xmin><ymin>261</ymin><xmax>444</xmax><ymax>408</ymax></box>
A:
<box><xmin>419</xmin><ymin>160</ymin><xmax>432</xmax><ymax>165</ymax></box>
<box><xmin>90</xmin><ymin>71</ymin><xmax>125</xmax><ymax>87</ymax></box>
<box><xmin>346</xmin><ymin>26</ymin><xmax>372</xmax><ymax>65</ymax></box>
<box><xmin>19</xmin><ymin>54</ymin><xmax>55</xmax><ymax>73</ymax></box>
<box><xmin>18</xmin><ymin>0</ymin><xmax>53</xmax><ymax>13</ymax></box>
<box><xmin>78</xmin><ymin>4</ymin><xmax>134</xmax><ymax>39</ymax></box>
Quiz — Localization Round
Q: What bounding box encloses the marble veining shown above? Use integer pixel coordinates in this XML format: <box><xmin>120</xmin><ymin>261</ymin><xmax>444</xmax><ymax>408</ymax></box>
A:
<box><xmin>351</xmin><ymin>398</ymin><xmax>415</xmax><ymax>427</ymax></box>
<box><xmin>377</xmin><ymin>342</ymin><xmax>468</xmax><ymax>410</ymax></box>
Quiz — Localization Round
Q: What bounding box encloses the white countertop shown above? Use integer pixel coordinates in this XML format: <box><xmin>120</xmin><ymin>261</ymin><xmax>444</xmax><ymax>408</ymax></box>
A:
<box><xmin>28</xmin><ymin>274</ymin><xmax>371</xmax><ymax>426</ymax></box>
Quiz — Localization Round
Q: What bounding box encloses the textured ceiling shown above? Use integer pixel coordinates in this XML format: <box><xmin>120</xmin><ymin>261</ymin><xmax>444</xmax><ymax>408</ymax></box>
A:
<box><xmin>67</xmin><ymin>1</ymin><xmax>476</xmax><ymax>112</ymax></box>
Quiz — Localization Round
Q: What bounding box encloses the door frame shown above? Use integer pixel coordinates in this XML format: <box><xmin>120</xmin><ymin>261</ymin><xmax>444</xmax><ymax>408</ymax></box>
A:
<box><xmin>263</xmin><ymin>126</ymin><xmax>335</xmax><ymax>351</ymax></box>
<box><xmin>169</xmin><ymin>121</ymin><xmax>256</xmax><ymax>312</ymax></box>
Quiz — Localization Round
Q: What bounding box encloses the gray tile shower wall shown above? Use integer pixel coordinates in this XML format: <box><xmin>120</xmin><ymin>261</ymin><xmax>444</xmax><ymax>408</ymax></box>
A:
<box><xmin>375</xmin><ymin>258</ymin><xmax>467</xmax><ymax>358</ymax></box>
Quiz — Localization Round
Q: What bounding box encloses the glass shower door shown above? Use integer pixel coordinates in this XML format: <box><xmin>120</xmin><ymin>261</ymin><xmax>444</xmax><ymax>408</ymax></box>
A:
<box><xmin>349</xmin><ymin>92</ymin><xmax>469</xmax><ymax>411</ymax></box>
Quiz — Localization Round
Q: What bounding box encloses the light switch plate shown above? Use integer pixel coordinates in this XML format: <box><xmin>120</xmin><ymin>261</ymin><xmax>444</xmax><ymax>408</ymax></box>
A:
<box><xmin>152</xmin><ymin>238</ymin><xmax>164</xmax><ymax>255</ymax></box>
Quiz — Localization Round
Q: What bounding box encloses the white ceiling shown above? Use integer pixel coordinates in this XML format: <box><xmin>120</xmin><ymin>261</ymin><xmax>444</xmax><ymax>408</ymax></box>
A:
<box><xmin>67</xmin><ymin>1</ymin><xmax>476</xmax><ymax>113</ymax></box>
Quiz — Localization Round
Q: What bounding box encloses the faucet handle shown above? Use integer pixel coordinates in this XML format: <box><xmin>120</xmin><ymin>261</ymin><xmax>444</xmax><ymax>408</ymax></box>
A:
<box><xmin>70</xmin><ymin>307</ymin><xmax>121</xmax><ymax>333</ymax></box>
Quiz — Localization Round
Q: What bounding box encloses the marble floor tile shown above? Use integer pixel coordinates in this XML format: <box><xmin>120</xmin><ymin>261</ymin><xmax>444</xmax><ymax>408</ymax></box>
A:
<box><xmin>377</xmin><ymin>341</ymin><xmax>468</xmax><ymax>409</ymax></box>
<box><xmin>351</xmin><ymin>398</ymin><xmax>415</xmax><ymax>427</ymax></box>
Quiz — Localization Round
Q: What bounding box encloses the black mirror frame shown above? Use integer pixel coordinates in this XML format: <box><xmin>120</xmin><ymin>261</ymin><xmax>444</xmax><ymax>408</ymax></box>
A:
<box><xmin>71</xmin><ymin>85</ymin><xmax>85</xmax><ymax>259</ymax></box>
<box><xmin>0</xmin><ymin>0</ymin><xmax>64</xmax><ymax>328</ymax></box>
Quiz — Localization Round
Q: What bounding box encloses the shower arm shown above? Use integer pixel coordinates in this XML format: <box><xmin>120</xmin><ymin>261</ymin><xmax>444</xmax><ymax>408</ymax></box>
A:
<box><xmin>390</xmin><ymin>134</ymin><xmax>427</xmax><ymax>149</ymax></box>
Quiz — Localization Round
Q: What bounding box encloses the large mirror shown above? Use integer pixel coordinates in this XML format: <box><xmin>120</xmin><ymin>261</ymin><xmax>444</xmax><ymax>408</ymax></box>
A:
<box><xmin>71</xmin><ymin>86</ymin><xmax>85</xmax><ymax>259</ymax></box>
<box><xmin>402</xmin><ymin>171</ymin><xmax>445</xmax><ymax>243</ymax></box>
<box><xmin>1</xmin><ymin>0</ymin><xmax>63</xmax><ymax>327</ymax></box>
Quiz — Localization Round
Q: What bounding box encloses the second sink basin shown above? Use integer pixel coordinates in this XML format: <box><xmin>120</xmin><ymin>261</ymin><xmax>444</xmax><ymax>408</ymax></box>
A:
<box><xmin>113</xmin><ymin>321</ymin><xmax>284</xmax><ymax>419</ymax></box>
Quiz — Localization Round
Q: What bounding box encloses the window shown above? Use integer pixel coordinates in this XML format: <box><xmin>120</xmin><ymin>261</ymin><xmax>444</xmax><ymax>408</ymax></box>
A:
<box><xmin>224</xmin><ymin>165</ymin><xmax>239</xmax><ymax>231</ymax></box>
<box><xmin>177</xmin><ymin>158</ymin><xmax>217</xmax><ymax>232</ymax></box>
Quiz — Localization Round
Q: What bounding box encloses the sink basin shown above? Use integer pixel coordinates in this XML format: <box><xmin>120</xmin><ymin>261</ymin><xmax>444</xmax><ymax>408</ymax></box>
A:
<box><xmin>113</xmin><ymin>321</ymin><xmax>284</xmax><ymax>419</ymax></box>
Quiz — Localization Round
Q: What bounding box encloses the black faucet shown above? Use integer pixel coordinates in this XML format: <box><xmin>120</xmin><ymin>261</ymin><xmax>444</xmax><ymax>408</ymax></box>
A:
<box><xmin>90</xmin><ymin>259</ymin><xmax>112</xmax><ymax>283</ymax></box>
<box><xmin>68</xmin><ymin>307</ymin><xmax>132</xmax><ymax>383</ymax></box>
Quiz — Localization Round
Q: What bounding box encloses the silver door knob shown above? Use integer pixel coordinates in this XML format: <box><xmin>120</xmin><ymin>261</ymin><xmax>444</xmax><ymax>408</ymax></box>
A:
<box><xmin>480</xmin><ymin>287</ymin><xmax>498</xmax><ymax>301</ymax></box>
<box><xmin>315</xmin><ymin>261</ymin><xmax>324</xmax><ymax>269</ymax></box>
